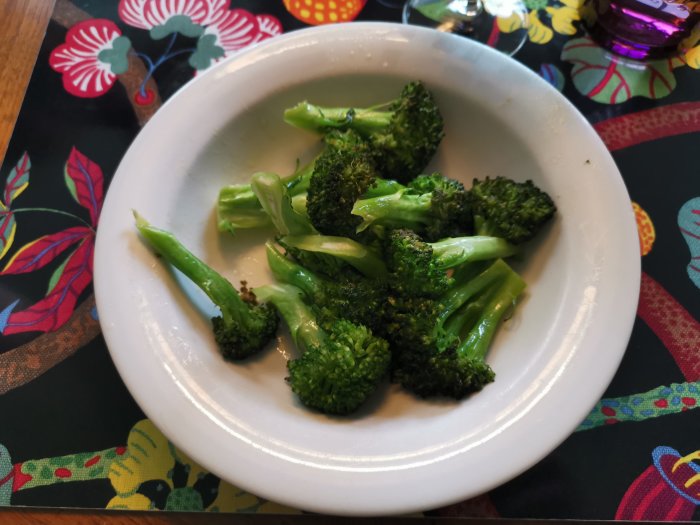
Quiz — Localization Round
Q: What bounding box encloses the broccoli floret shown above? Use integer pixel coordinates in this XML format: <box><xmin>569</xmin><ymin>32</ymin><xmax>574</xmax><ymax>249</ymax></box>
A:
<box><xmin>384</xmin><ymin>229</ymin><xmax>451</xmax><ymax>298</ymax></box>
<box><xmin>253</xmin><ymin>283</ymin><xmax>391</xmax><ymax>415</ymax></box>
<box><xmin>351</xmin><ymin>173</ymin><xmax>472</xmax><ymax>241</ymax></box>
<box><xmin>389</xmin><ymin>259</ymin><xmax>526</xmax><ymax>399</ymax></box>
<box><xmin>266</xmin><ymin>242</ymin><xmax>386</xmax><ymax>331</ymax></box>
<box><xmin>384</xmin><ymin>229</ymin><xmax>518</xmax><ymax>297</ymax></box>
<box><xmin>283</xmin><ymin>81</ymin><xmax>444</xmax><ymax>183</ymax></box>
<box><xmin>134</xmin><ymin>213</ymin><xmax>278</xmax><ymax>360</ymax></box>
<box><xmin>250</xmin><ymin>171</ymin><xmax>315</xmax><ymax>236</ymax></box>
<box><xmin>306</xmin><ymin>130</ymin><xmax>379</xmax><ymax>238</ymax></box>
<box><xmin>408</xmin><ymin>173</ymin><xmax>474</xmax><ymax>240</ymax></box>
<box><xmin>278</xmin><ymin>234</ymin><xmax>388</xmax><ymax>280</ymax></box>
<box><xmin>470</xmin><ymin>176</ymin><xmax>557</xmax><ymax>244</ymax></box>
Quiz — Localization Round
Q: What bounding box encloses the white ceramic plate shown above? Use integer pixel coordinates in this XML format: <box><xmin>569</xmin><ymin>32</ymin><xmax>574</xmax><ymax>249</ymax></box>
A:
<box><xmin>94</xmin><ymin>22</ymin><xmax>640</xmax><ymax>516</ymax></box>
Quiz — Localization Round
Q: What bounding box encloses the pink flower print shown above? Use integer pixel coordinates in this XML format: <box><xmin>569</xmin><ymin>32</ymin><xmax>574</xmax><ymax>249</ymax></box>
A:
<box><xmin>253</xmin><ymin>14</ymin><xmax>284</xmax><ymax>43</ymax></box>
<box><xmin>207</xmin><ymin>9</ymin><xmax>257</xmax><ymax>51</ymax></box>
<box><xmin>118</xmin><ymin>0</ymin><xmax>150</xmax><ymax>29</ymax></box>
<box><xmin>118</xmin><ymin>0</ymin><xmax>211</xmax><ymax>39</ymax></box>
<box><xmin>200</xmin><ymin>0</ymin><xmax>232</xmax><ymax>25</ymax></box>
<box><xmin>49</xmin><ymin>19</ymin><xmax>131</xmax><ymax>98</ymax></box>
<box><xmin>189</xmin><ymin>10</ymin><xmax>282</xmax><ymax>71</ymax></box>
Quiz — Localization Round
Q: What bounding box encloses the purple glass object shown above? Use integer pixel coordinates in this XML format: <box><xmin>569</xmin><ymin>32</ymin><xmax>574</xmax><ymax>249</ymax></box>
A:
<box><xmin>583</xmin><ymin>0</ymin><xmax>700</xmax><ymax>59</ymax></box>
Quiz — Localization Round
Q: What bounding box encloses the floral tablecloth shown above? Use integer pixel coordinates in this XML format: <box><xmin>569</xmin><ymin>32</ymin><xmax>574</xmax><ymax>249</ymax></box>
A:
<box><xmin>0</xmin><ymin>0</ymin><xmax>698</xmax><ymax>519</ymax></box>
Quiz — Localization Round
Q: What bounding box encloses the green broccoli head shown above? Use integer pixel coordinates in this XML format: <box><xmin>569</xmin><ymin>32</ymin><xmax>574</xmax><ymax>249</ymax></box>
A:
<box><xmin>384</xmin><ymin>229</ymin><xmax>452</xmax><ymax>298</ymax></box>
<box><xmin>470</xmin><ymin>176</ymin><xmax>556</xmax><ymax>244</ymax></box>
<box><xmin>393</xmin><ymin>347</ymin><xmax>495</xmax><ymax>399</ymax></box>
<box><xmin>370</xmin><ymin>82</ymin><xmax>445</xmax><ymax>183</ymax></box>
<box><xmin>287</xmin><ymin>319</ymin><xmax>391</xmax><ymax>416</ymax></box>
<box><xmin>313</xmin><ymin>279</ymin><xmax>387</xmax><ymax>333</ymax></box>
<box><xmin>306</xmin><ymin>130</ymin><xmax>379</xmax><ymax>238</ymax></box>
<box><xmin>213</xmin><ymin>294</ymin><xmax>279</xmax><ymax>360</ymax></box>
<box><xmin>383</xmin><ymin>294</ymin><xmax>445</xmax><ymax>353</ymax></box>
<box><xmin>408</xmin><ymin>173</ymin><xmax>473</xmax><ymax>240</ymax></box>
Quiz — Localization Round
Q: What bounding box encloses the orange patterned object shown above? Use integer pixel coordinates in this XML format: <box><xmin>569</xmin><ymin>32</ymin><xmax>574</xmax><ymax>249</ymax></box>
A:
<box><xmin>283</xmin><ymin>0</ymin><xmax>367</xmax><ymax>25</ymax></box>
<box><xmin>633</xmin><ymin>202</ymin><xmax>655</xmax><ymax>256</ymax></box>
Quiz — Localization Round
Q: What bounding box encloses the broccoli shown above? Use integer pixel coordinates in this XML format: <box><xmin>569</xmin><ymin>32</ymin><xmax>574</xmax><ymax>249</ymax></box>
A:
<box><xmin>265</xmin><ymin>176</ymin><xmax>402</xmax><ymax>233</ymax></box>
<box><xmin>352</xmin><ymin>173</ymin><xmax>472</xmax><ymax>241</ymax></box>
<box><xmin>364</xmin><ymin>177</ymin><xmax>405</xmax><ymax>198</ymax></box>
<box><xmin>216</xmin><ymin>184</ymin><xmax>272</xmax><ymax>234</ymax></box>
<box><xmin>283</xmin><ymin>81</ymin><xmax>444</xmax><ymax>183</ymax></box>
<box><xmin>216</xmin><ymin>129</ymin><xmax>384</xmax><ymax>236</ymax></box>
<box><xmin>279</xmin><ymin>234</ymin><xmax>388</xmax><ymax>280</ymax></box>
<box><xmin>384</xmin><ymin>228</ymin><xmax>517</xmax><ymax>297</ymax></box>
<box><xmin>216</xmin><ymin>160</ymin><xmax>314</xmax><ymax>234</ymax></box>
<box><xmin>266</xmin><ymin>242</ymin><xmax>386</xmax><ymax>331</ymax></box>
<box><xmin>134</xmin><ymin>213</ymin><xmax>278</xmax><ymax>360</ymax></box>
<box><xmin>253</xmin><ymin>283</ymin><xmax>391</xmax><ymax>415</ymax></box>
<box><xmin>389</xmin><ymin>259</ymin><xmax>526</xmax><ymax>399</ymax></box>
<box><xmin>277</xmin><ymin>236</ymin><xmax>358</xmax><ymax>281</ymax></box>
<box><xmin>250</xmin><ymin>171</ymin><xmax>316</xmax><ymax>236</ymax></box>
<box><xmin>470</xmin><ymin>176</ymin><xmax>557</xmax><ymax>244</ymax></box>
<box><xmin>305</xmin><ymin>129</ymin><xmax>380</xmax><ymax>238</ymax></box>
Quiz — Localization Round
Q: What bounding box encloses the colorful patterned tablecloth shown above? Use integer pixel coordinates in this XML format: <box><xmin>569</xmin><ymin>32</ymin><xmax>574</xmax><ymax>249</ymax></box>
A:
<box><xmin>0</xmin><ymin>0</ymin><xmax>698</xmax><ymax>519</ymax></box>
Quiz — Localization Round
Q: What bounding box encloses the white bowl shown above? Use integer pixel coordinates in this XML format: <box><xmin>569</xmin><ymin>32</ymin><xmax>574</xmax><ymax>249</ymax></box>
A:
<box><xmin>94</xmin><ymin>22</ymin><xmax>640</xmax><ymax>516</ymax></box>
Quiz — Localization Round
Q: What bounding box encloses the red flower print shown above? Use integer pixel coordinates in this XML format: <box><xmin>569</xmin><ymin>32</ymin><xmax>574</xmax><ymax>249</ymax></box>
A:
<box><xmin>49</xmin><ymin>19</ymin><xmax>131</xmax><ymax>98</ymax></box>
<box><xmin>0</xmin><ymin>148</ymin><xmax>104</xmax><ymax>335</ymax></box>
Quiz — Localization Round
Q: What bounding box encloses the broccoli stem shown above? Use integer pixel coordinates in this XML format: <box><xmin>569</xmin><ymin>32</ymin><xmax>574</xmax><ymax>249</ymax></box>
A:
<box><xmin>134</xmin><ymin>213</ymin><xmax>254</xmax><ymax>330</ymax></box>
<box><xmin>431</xmin><ymin>237</ymin><xmax>518</xmax><ymax>269</ymax></box>
<box><xmin>216</xmin><ymin>161</ymin><xmax>313</xmax><ymax>234</ymax></box>
<box><xmin>283</xmin><ymin>102</ymin><xmax>393</xmax><ymax>135</ymax></box>
<box><xmin>265</xmin><ymin>241</ymin><xmax>322</xmax><ymax>298</ymax></box>
<box><xmin>290</xmin><ymin>193</ymin><xmax>307</xmax><ymax>215</ymax></box>
<box><xmin>250</xmin><ymin>172</ymin><xmax>315</xmax><ymax>236</ymax></box>
<box><xmin>216</xmin><ymin>185</ymin><xmax>272</xmax><ymax>234</ymax></box>
<box><xmin>279</xmin><ymin>234</ymin><xmax>388</xmax><ymax>279</ymax></box>
<box><xmin>456</xmin><ymin>269</ymin><xmax>526</xmax><ymax>360</ymax></box>
<box><xmin>352</xmin><ymin>190</ymin><xmax>433</xmax><ymax>232</ymax></box>
<box><xmin>363</xmin><ymin>178</ymin><xmax>406</xmax><ymax>198</ymax></box>
<box><xmin>433</xmin><ymin>259</ymin><xmax>512</xmax><ymax>338</ymax></box>
<box><xmin>281</xmin><ymin>160</ymin><xmax>314</xmax><ymax>194</ymax></box>
<box><xmin>253</xmin><ymin>283</ymin><xmax>325</xmax><ymax>351</ymax></box>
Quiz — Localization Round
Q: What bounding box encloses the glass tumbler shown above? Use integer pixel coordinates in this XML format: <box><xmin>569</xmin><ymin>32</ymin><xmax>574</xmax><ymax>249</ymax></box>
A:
<box><xmin>582</xmin><ymin>0</ymin><xmax>700</xmax><ymax>60</ymax></box>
